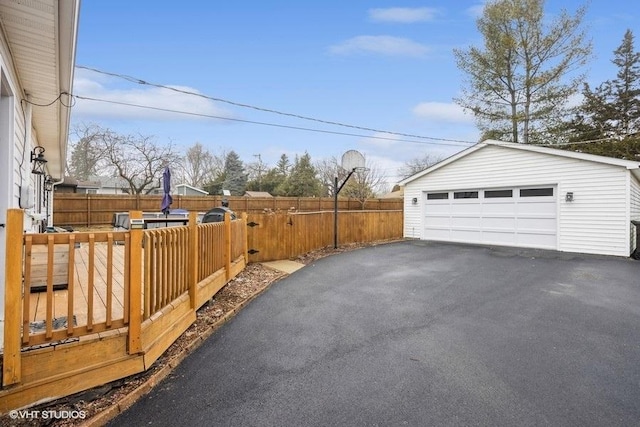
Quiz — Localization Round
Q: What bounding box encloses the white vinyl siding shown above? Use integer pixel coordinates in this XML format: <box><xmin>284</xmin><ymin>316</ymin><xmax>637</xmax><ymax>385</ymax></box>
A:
<box><xmin>403</xmin><ymin>186</ymin><xmax>423</xmax><ymax>238</ymax></box>
<box><xmin>630</xmin><ymin>176</ymin><xmax>640</xmax><ymax>254</ymax></box>
<box><xmin>404</xmin><ymin>144</ymin><xmax>632</xmax><ymax>257</ymax></box>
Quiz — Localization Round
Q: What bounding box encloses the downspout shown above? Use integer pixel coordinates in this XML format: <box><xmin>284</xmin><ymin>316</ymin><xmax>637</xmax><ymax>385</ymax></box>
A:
<box><xmin>48</xmin><ymin>177</ymin><xmax>65</xmax><ymax>228</ymax></box>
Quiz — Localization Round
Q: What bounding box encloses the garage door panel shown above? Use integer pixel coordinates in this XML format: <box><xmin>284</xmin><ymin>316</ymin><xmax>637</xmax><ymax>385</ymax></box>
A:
<box><xmin>426</xmin><ymin>215</ymin><xmax>452</xmax><ymax>227</ymax></box>
<box><xmin>452</xmin><ymin>216</ymin><xmax>482</xmax><ymax>228</ymax></box>
<box><xmin>451</xmin><ymin>229</ymin><xmax>482</xmax><ymax>242</ymax></box>
<box><xmin>426</xmin><ymin>204</ymin><xmax>451</xmax><ymax>214</ymax></box>
<box><xmin>516</xmin><ymin>233</ymin><xmax>556</xmax><ymax>248</ymax></box>
<box><xmin>482</xmin><ymin>231</ymin><xmax>518</xmax><ymax>245</ymax></box>
<box><xmin>424</xmin><ymin>186</ymin><xmax>557</xmax><ymax>250</ymax></box>
<box><xmin>483</xmin><ymin>203</ymin><xmax>516</xmax><ymax>215</ymax></box>
<box><xmin>482</xmin><ymin>216</ymin><xmax>516</xmax><ymax>229</ymax></box>
<box><xmin>452</xmin><ymin>204</ymin><xmax>482</xmax><ymax>215</ymax></box>
<box><xmin>424</xmin><ymin>228</ymin><xmax>450</xmax><ymax>240</ymax></box>
<box><xmin>517</xmin><ymin>200</ymin><xmax>556</xmax><ymax>215</ymax></box>
<box><xmin>517</xmin><ymin>217</ymin><xmax>556</xmax><ymax>231</ymax></box>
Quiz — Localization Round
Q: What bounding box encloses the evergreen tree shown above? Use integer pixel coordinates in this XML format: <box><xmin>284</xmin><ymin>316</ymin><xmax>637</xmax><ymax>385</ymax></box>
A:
<box><xmin>275</xmin><ymin>154</ymin><xmax>291</xmax><ymax>176</ymax></box>
<box><xmin>566</xmin><ymin>30</ymin><xmax>640</xmax><ymax>144</ymax></box>
<box><xmin>222</xmin><ymin>151</ymin><xmax>247</xmax><ymax>196</ymax></box>
<box><xmin>280</xmin><ymin>152</ymin><xmax>322</xmax><ymax>197</ymax></box>
<box><xmin>610</xmin><ymin>30</ymin><xmax>640</xmax><ymax>138</ymax></box>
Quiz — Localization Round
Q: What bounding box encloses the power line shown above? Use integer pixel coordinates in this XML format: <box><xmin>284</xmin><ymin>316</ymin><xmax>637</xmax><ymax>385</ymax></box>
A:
<box><xmin>75</xmin><ymin>65</ymin><xmax>476</xmax><ymax>146</ymax></box>
<box><xmin>72</xmin><ymin>94</ymin><xmax>474</xmax><ymax>148</ymax></box>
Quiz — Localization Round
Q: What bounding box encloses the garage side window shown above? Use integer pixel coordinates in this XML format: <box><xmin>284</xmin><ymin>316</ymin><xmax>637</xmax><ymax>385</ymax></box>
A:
<box><xmin>520</xmin><ymin>188</ymin><xmax>554</xmax><ymax>197</ymax></box>
<box><xmin>453</xmin><ymin>191</ymin><xmax>479</xmax><ymax>199</ymax></box>
<box><xmin>427</xmin><ymin>192</ymin><xmax>449</xmax><ymax>200</ymax></box>
<box><xmin>485</xmin><ymin>189</ymin><xmax>513</xmax><ymax>198</ymax></box>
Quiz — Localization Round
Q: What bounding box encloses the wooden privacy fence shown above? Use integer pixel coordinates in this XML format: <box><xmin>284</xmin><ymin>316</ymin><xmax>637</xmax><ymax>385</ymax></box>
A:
<box><xmin>246</xmin><ymin>210</ymin><xmax>404</xmax><ymax>262</ymax></box>
<box><xmin>52</xmin><ymin>193</ymin><xmax>403</xmax><ymax>227</ymax></box>
<box><xmin>1</xmin><ymin>209</ymin><xmax>247</xmax><ymax>412</ymax></box>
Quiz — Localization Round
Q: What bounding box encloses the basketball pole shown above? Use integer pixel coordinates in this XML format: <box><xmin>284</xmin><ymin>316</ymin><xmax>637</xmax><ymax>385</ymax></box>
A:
<box><xmin>334</xmin><ymin>168</ymin><xmax>356</xmax><ymax>249</ymax></box>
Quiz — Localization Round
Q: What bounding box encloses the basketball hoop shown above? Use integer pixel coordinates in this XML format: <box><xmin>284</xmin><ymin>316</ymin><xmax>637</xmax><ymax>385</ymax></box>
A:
<box><xmin>341</xmin><ymin>150</ymin><xmax>366</xmax><ymax>172</ymax></box>
<box><xmin>334</xmin><ymin>150</ymin><xmax>366</xmax><ymax>248</ymax></box>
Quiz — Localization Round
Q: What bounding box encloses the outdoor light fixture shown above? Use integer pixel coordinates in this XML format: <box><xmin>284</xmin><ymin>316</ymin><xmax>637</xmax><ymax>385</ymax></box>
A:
<box><xmin>44</xmin><ymin>175</ymin><xmax>54</xmax><ymax>191</ymax></box>
<box><xmin>412</xmin><ymin>197</ymin><xmax>418</xmax><ymax>205</ymax></box>
<box><xmin>565</xmin><ymin>192</ymin><xmax>574</xmax><ymax>202</ymax></box>
<box><xmin>30</xmin><ymin>146</ymin><xmax>47</xmax><ymax>175</ymax></box>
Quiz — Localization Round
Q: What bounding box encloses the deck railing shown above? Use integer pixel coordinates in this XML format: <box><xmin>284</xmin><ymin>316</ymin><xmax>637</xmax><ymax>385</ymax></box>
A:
<box><xmin>2</xmin><ymin>210</ymin><xmax>247</xmax><ymax>403</ymax></box>
<box><xmin>143</xmin><ymin>226</ymin><xmax>190</xmax><ymax>319</ymax></box>
<box><xmin>22</xmin><ymin>231</ymin><xmax>130</xmax><ymax>347</ymax></box>
<box><xmin>197</xmin><ymin>222</ymin><xmax>225</xmax><ymax>282</ymax></box>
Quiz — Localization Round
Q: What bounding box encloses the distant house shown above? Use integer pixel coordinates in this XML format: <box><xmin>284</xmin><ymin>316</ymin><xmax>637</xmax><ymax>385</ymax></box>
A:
<box><xmin>93</xmin><ymin>176</ymin><xmax>130</xmax><ymax>194</ymax></box>
<box><xmin>244</xmin><ymin>191</ymin><xmax>273</xmax><ymax>197</ymax></box>
<box><xmin>83</xmin><ymin>176</ymin><xmax>161</xmax><ymax>195</ymax></box>
<box><xmin>176</xmin><ymin>184</ymin><xmax>209</xmax><ymax>196</ymax></box>
<box><xmin>76</xmin><ymin>180</ymin><xmax>101</xmax><ymax>194</ymax></box>
<box><xmin>55</xmin><ymin>177</ymin><xmax>79</xmax><ymax>193</ymax></box>
<box><xmin>380</xmin><ymin>187</ymin><xmax>404</xmax><ymax>198</ymax></box>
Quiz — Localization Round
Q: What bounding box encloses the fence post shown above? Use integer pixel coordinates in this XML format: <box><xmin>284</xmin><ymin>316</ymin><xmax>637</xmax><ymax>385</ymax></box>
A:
<box><xmin>3</xmin><ymin>209</ymin><xmax>24</xmax><ymax>386</ymax></box>
<box><xmin>241</xmin><ymin>212</ymin><xmax>249</xmax><ymax>264</ymax></box>
<box><xmin>188</xmin><ymin>211</ymin><xmax>198</xmax><ymax>308</ymax></box>
<box><xmin>224</xmin><ymin>212</ymin><xmax>231</xmax><ymax>280</ymax></box>
<box><xmin>128</xmin><ymin>210</ymin><xmax>143</xmax><ymax>354</ymax></box>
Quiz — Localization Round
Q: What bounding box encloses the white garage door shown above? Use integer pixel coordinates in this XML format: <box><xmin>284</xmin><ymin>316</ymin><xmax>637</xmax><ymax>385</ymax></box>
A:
<box><xmin>424</xmin><ymin>187</ymin><xmax>557</xmax><ymax>249</ymax></box>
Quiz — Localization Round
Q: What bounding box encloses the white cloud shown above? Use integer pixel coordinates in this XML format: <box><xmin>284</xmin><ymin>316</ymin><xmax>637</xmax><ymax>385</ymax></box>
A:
<box><xmin>466</xmin><ymin>1</ymin><xmax>486</xmax><ymax>18</ymax></box>
<box><xmin>412</xmin><ymin>102</ymin><xmax>474</xmax><ymax>123</ymax></box>
<box><xmin>72</xmin><ymin>71</ymin><xmax>233</xmax><ymax>122</ymax></box>
<box><xmin>368</xmin><ymin>7</ymin><xmax>438</xmax><ymax>23</ymax></box>
<box><xmin>329</xmin><ymin>35</ymin><xmax>429</xmax><ymax>57</ymax></box>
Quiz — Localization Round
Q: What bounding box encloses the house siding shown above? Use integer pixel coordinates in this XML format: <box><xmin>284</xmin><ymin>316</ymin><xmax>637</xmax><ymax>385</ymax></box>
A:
<box><xmin>630</xmin><ymin>175</ymin><xmax>640</xmax><ymax>254</ymax></box>
<box><xmin>404</xmin><ymin>144</ymin><xmax>631</xmax><ymax>257</ymax></box>
<box><xmin>1</xmin><ymin>28</ymin><xmax>48</xmax><ymax>325</ymax></box>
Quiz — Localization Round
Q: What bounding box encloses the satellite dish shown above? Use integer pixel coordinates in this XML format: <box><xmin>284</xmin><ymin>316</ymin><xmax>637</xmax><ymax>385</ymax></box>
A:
<box><xmin>341</xmin><ymin>150</ymin><xmax>366</xmax><ymax>171</ymax></box>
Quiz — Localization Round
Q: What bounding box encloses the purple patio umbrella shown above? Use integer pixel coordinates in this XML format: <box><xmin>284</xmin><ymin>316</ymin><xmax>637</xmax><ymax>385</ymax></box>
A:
<box><xmin>161</xmin><ymin>167</ymin><xmax>173</xmax><ymax>225</ymax></box>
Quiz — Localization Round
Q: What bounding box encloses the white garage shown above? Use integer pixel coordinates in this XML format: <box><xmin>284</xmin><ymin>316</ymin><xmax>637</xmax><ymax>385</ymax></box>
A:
<box><xmin>400</xmin><ymin>140</ymin><xmax>640</xmax><ymax>257</ymax></box>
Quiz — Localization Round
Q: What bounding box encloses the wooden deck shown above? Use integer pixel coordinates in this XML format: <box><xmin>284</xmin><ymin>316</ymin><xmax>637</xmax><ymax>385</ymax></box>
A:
<box><xmin>28</xmin><ymin>242</ymin><xmax>130</xmax><ymax>330</ymax></box>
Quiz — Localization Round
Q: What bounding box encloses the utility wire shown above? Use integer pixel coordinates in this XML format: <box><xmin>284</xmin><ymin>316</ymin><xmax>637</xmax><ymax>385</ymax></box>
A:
<box><xmin>75</xmin><ymin>65</ymin><xmax>476</xmax><ymax>145</ymax></box>
<box><xmin>73</xmin><ymin>94</ymin><xmax>474</xmax><ymax>148</ymax></box>
<box><xmin>74</xmin><ymin>66</ymin><xmax>635</xmax><ymax>149</ymax></box>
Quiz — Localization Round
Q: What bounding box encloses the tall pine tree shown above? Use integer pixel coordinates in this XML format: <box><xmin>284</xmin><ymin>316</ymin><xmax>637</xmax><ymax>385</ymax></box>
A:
<box><xmin>222</xmin><ymin>151</ymin><xmax>247</xmax><ymax>196</ymax></box>
<box><xmin>573</xmin><ymin>30</ymin><xmax>640</xmax><ymax>141</ymax></box>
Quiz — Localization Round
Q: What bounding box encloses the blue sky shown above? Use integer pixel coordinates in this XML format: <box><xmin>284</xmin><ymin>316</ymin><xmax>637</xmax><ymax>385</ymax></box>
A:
<box><xmin>71</xmin><ymin>1</ymin><xmax>639</xmax><ymax>189</ymax></box>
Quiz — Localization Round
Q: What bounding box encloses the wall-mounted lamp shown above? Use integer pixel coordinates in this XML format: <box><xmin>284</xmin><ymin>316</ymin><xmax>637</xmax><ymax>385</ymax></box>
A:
<box><xmin>565</xmin><ymin>192</ymin><xmax>574</xmax><ymax>202</ymax></box>
<box><xmin>44</xmin><ymin>175</ymin><xmax>54</xmax><ymax>191</ymax></box>
<box><xmin>30</xmin><ymin>146</ymin><xmax>47</xmax><ymax>175</ymax></box>
<box><xmin>412</xmin><ymin>197</ymin><xmax>418</xmax><ymax>205</ymax></box>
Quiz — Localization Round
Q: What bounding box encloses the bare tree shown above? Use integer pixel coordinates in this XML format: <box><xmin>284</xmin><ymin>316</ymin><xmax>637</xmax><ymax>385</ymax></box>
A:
<box><xmin>315</xmin><ymin>156</ymin><xmax>348</xmax><ymax>197</ymax></box>
<box><xmin>181</xmin><ymin>142</ymin><xmax>219</xmax><ymax>188</ymax></box>
<box><xmin>398</xmin><ymin>153</ymin><xmax>443</xmax><ymax>179</ymax></box>
<box><xmin>341</xmin><ymin>158</ymin><xmax>388</xmax><ymax>208</ymax></box>
<box><xmin>246</xmin><ymin>154</ymin><xmax>268</xmax><ymax>191</ymax></box>
<box><xmin>67</xmin><ymin>123</ymin><xmax>109</xmax><ymax>180</ymax></box>
<box><xmin>99</xmin><ymin>129</ymin><xmax>179</xmax><ymax>194</ymax></box>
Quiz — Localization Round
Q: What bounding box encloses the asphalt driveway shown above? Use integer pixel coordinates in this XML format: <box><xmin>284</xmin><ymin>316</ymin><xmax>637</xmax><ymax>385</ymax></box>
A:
<box><xmin>110</xmin><ymin>241</ymin><xmax>640</xmax><ymax>426</ymax></box>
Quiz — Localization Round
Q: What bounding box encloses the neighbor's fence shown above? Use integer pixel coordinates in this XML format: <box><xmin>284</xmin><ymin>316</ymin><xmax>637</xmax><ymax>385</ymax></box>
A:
<box><xmin>52</xmin><ymin>194</ymin><xmax>403</xmax><ymax>227</ymax></box>
<box><xmin>246</xmin><ymin>210</ymin><xmax>404</xmax><ymax>262</ymax></box>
